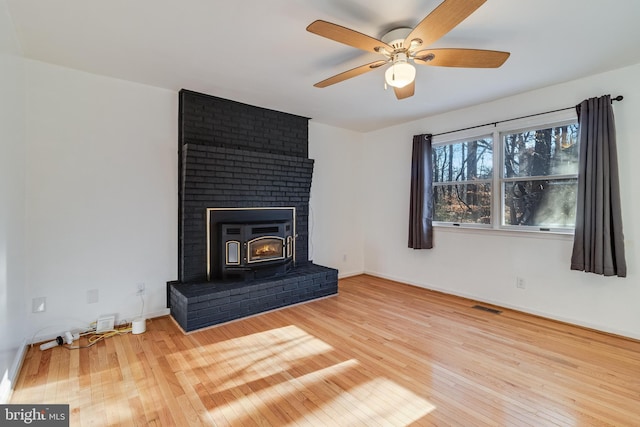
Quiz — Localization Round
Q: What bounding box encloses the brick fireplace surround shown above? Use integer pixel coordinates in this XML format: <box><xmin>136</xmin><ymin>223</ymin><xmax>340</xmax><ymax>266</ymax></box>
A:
<box><xmin>167</xmin><ymin>90</ymin><xmax>338</xmax><ymax>332</ymax></box>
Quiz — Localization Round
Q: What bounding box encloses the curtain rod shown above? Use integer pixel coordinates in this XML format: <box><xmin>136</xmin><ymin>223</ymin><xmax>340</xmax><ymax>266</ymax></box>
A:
<box><xmin>431</xmin><ymin>95</ymin><xmax>624</xmax><ymax>138</ymax></box>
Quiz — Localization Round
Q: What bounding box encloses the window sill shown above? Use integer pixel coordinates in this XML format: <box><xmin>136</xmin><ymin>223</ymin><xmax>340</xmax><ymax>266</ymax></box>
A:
<box><xmin>433</xmin><ymin>223</ymin><xmax>574</xmax><ymax>241</ymax></box>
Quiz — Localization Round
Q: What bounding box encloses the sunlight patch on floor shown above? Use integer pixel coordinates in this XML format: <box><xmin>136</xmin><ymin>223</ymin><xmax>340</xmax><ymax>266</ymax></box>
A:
<box><xmin>191</xmin><ymin>325</ymin><xmax>438</xmax><ymax>425</ymax></box>
<box><xmin>323</xmin><ymin>375</ymin><xmax>436</xmax><ymax>425</ymax></box>
<box><xmin>181</xmin><ymin>325</ymin><xmax>335</xmax><ymax>390</ymax></box>
<box><xmin>208</xmin><ymin>358</ymin><xmax>359</xmax><ymax>424</ymax></box>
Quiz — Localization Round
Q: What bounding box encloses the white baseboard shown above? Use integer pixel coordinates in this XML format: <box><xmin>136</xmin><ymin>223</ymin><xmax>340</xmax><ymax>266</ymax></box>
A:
<box><xmin>0</xmin><ymin>338</ymin><xmax>28</xmax><ymax>404</ymax></box>
<box><xmin>29</xmin><ymin>308</ymin><xmax>172</xmax><ymax>345</ymax></box>
<box><xmin>338</xmin><ymin>270</ymin><xmax>365</xmax><ymax>279</ymax></box>
<box><xmin>142</xmin><ymin>308</ymin><xmax>171</xmax><ymax>320</ymax></box>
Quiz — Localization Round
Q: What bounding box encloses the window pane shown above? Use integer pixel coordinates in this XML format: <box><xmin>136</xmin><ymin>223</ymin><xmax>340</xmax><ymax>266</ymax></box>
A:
<box><xmin>433</xmin><ymin>183</ymin><xmax>491</xmax><ymax>224</ymax></box>
<box><xmin>503</xmin><ymin>178</ymin><xmax>578</xmax><ymax>227</ymax></box>
<box><xmin>503</xmin><ymin>124</ymin><xmax>579</xmax><ymax>178</ymax></box>
<box><xmin>433</xmin><ymin>138</ymin><xmax>493</xmax><ymax>183</ymax></box>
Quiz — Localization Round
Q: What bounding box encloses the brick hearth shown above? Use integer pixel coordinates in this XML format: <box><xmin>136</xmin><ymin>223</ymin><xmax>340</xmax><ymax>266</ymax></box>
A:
<box><xmin>169</xmin><ymin>264</ymin><xmax>337</xmax><ymax>332</ymax></box>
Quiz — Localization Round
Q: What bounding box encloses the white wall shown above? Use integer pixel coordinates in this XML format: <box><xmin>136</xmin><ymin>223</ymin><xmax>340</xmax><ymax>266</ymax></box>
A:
<box><xmin>361</xmin><ymin>63</ymin><xmax>640</xmax><ymax>339</ymax></box>
<box><xmin>309</xmin><ymin>122</ymin><xmax>365</xmax><ymax>277</ymax></box>
<box><xmin>0</xmin><ymin>0</ymin><xmax>27</xmax><ymax>403</ymax></box>
<box><xmin>24</xmin><ymin>60</ymin><xmax>178</xmax><ymax>340</ymax></box>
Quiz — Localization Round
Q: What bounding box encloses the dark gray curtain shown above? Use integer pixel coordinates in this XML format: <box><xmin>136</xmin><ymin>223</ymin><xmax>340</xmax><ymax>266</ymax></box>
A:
<box><xmin>408</xmin><ymin>134</ymin><xmax>433</xmax><ymax>249</ymax></box>
<box><xmin>571</xmin><ymin>95</ymin><xmax>626</xmax><ymax>277</ymax></box>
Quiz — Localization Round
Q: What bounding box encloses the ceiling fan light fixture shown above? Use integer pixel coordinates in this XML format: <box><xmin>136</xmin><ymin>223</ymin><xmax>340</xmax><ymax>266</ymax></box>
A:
<box><xmin>385</xmin><ymin>54</ymin><xmax>416</xmax><ymax>88</ymax></box>
<box><xmin>307</xmin><ymin>1</ymin><xmax>510</xmax><ymax>99</ymax></box>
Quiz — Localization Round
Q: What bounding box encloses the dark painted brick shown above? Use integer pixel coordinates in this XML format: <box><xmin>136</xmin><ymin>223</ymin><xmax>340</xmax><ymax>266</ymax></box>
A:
<box><xmin>176</xmin><ymin>89</ymin><xmax>327</xmax><ymax>320</ymax></box>
<box><xmin>170</xmin><ymin>264</ymin><xmax>337</xmax><ymax>332</ymax></box>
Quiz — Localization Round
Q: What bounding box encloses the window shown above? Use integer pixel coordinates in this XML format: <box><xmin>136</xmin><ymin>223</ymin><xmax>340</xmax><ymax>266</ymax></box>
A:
<box><xmin>432</xmin><ymin>112</ymin><xmax>579</xmax><ymax>233</ymax></box>
<box><xmin>502</xmin><ymin>122</ymin><xmax>579</xmax><ymax>229</ymax></box>
<box><xmin>432</xmin><ymin>136</ymin><xmax>493</xmax><ymax>224</ymax></box>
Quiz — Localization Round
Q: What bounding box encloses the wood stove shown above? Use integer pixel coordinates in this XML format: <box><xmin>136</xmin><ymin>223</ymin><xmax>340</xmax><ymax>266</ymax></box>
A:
<box><xmin>207</xmin><ymin>207</ymin><xmax>295</xmax><ymax>280</ymax></box>
<box><xmin>220</xmin><ymin>221</ymin><xmax>293</xmax><ymax>280</ymax></box>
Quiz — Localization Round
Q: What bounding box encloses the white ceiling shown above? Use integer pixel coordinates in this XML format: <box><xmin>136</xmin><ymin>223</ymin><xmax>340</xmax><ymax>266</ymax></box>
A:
<box><xmin>7</xmin><ymin>0</ymin><xmax>640</xmax><ymax>132</ymax></box>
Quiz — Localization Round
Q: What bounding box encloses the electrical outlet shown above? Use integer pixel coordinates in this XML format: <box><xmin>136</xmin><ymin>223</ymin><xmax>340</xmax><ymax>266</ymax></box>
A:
<box><xmin>96</xmin><ymin>315</ymin><xmax>115</xmax><ymax>333</ymax></box>
<box><xmin>32</xmin><ymin>297</ymin><xmax>46</xmax><ymax>313</ymax></box>
<box><xmin>516</xmin><ymin>277</ymin><xmax>526</xmax><ymax>289</ymax></box>
<box><xmin>136</xmin><ymin>282</ymin><xmax>145</xmax><ymax>296</ymax></box>
<box><xmin>87</xmin><ymin>289</ymin><xmax>99</xmax><ymax>304</ymax></box>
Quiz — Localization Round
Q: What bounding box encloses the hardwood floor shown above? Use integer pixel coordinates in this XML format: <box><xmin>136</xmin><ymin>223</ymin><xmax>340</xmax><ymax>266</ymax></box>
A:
<box><xmin>11</xmin><ymin>275</ymin><xmax>640</xmax><ymax>426</ymax></box>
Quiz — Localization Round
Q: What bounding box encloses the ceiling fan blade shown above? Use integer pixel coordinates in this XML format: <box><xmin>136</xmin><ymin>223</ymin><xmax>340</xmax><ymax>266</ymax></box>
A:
<box><xmin>414</xmin><ymin>48</ymin><xmax>510</xmax><ymax>68</ymax></box>
<box><xmin>394</xmin><ymin>81</ymin><xmax>415</xmax><ymax>100</ymax></box>
<box><xmin>405</xmin><ymin>0</ymin><xmax>486</xmax><ymax>48</ymax></box>
<box><xmin>307</xmin><ymin>20</ymin><xmax>392</xmax><ymax>54</ymax></box>
<box><xmin>314</xmin><ymin>60</ymin><xmax>387</xmax><ymax>88</ymax></box>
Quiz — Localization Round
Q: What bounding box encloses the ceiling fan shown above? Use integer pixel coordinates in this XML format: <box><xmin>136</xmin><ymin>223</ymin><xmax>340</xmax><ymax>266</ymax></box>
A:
<box><xmin>306</xmin><ymin>0</ymin><xmax>510</xmax><ymax>100</ymax></box>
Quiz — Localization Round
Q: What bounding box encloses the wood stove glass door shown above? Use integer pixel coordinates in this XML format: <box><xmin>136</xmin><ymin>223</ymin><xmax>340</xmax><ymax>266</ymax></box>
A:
<box><xmin>247</xmin><ymin>236</ymin><xmax>285</xmax><ymax>263</ymax></box>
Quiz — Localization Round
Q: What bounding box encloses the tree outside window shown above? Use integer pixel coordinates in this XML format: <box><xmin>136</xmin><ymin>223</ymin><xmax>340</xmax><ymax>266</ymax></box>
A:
<box><xmin>502</xmin><ymin>123</ymin><xmax>579</xmax><ymax>228</ymax></box>
<box><xmin>432</xmin><ymin>137</ymin><xmax>493</xmax><ymax>224</ymax></box>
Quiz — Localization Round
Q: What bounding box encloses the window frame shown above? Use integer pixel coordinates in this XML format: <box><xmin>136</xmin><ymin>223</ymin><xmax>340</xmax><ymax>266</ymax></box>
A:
<box><xmin>431</xmin><ymin>109</ymin><xmax>578</xmax><ymax>234</ymax></box>
<box><xmin>499</xmin><ymin>118</ymin><xmax>579</xmax><ymax>234</ymax></box>
<box><xmin>431</xmin><ymin>133</ymin><xmax>494</xmax><ymax>229</ymax></box>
